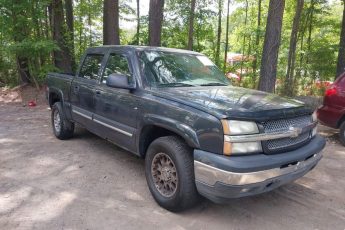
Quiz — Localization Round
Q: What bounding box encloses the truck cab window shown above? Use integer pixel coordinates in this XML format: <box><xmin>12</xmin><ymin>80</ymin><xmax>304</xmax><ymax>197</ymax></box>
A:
<box><xmin>79</xmin><ymin>54</ymin><xmax>103</xmax><ymax>81</ymax></box>
<box><xmin>102</xmin><ymin>54</ymin><xmax>132</xmax><ymax>84</ymax></box>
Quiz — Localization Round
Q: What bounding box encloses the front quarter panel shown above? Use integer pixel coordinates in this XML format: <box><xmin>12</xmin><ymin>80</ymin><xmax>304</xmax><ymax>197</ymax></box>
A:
<box><xmin>137</xmin><ymin>91</ymin><xmax>224</xmax><ymax>154</ymax></box>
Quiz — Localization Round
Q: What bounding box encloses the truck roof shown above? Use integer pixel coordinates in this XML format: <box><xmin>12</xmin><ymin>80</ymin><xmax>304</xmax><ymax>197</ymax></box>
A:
<box><xmin>86</xmin><ymin>45</ymin><xmax>202</xmax><ymax>55</ymax></box>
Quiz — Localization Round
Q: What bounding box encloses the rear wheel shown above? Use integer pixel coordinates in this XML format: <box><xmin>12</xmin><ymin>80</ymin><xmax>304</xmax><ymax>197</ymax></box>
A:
<box><xmin>145</xmin><ymin>136</ymin><xmax>199</xmax><ymax>212</ymax></box>
<box><xmin>339</xmin><ymin>121</ymin><xmax>345</xmax><ymax>146</ymax></box>
<box><xmin>51</xmin><ymin>102</ymin><xmax>74</xmax><ymax>140</ymax></box>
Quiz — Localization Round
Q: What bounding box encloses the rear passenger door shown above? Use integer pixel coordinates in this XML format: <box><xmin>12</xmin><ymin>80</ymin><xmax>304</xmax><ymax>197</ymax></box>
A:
<box><xmin>70</xmin><ymin>53</ymin><xmax>104</xmax><ymax>128</ymax></box>
<box><xmin>93</xmin><ymin>51</ymin><xmax>139</xmax><ymax>152</ymax></box>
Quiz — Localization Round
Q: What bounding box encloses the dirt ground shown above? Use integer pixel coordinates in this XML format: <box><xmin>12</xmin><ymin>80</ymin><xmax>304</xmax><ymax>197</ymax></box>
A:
<box><xmin>0</xmin><ymin>88</ymin><xmax>345</xmax><ymax>230</ymax></box>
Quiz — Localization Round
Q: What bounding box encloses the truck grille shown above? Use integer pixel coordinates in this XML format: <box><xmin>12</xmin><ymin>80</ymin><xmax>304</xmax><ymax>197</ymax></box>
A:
<box><xmin>261</xmin><ymin>115</ymin><xmax>312</xmax><ymax>154</ymax></box>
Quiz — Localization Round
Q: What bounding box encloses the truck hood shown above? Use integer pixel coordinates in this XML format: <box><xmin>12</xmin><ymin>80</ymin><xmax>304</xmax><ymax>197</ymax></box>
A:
<box><xmin>150</xmin><ymin>86</ymin><xmax>311</xmax><ymax>121</ymax></box>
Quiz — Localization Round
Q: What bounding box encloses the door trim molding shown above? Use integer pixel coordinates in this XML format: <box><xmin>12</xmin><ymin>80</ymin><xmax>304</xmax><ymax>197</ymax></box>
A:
<box><xmin>72</xmin><ymin>105</ymin><xmax>133</xmax><ymax>137</ymax></box>
<box><xmin>93</xmin><ymin>118</ymin><xmax>133</xmax><ymax>137</ymax></box>
<box><xmin>72</xmin><ymin>109</ymin><xmax>92</xmax><ymax>120</ymax></box>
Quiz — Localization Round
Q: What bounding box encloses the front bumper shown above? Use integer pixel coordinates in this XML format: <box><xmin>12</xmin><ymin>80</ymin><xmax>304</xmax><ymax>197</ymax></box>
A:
<box><xmin>194</xmin><ymin>135</ymin><xmax>326</xmax><ymax>203</ymax></box>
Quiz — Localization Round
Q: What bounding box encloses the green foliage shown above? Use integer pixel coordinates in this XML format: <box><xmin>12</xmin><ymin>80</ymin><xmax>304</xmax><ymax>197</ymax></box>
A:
<box><xmin>276</xmin><ymin>0</ymin><xmax>341</xmax><ymax>96</ymax></box>
<box><xmin>0</xmin><ymin>0</ymin><xmax>343</xmax><ymax>94</ymax></box>
<box><xmin>8</xmin><ymin>39</ymin><xmax>57</xmax><ymax>58</ymax></box>
<box><xmin>0</xmin><ymin>0</ymin><xmax>56</xmax><ymax>86</ymax></box>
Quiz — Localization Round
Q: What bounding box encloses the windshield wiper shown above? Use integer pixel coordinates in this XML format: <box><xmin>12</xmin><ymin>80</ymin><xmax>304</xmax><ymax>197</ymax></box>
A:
<box><xmin>158</xmin><ymin>82</ymin><xmax>195</xmax><ymax>87</ymax></box>
<box><xmin>199</xmin><ymin>82</ymin><xmax>228</xmax><ymax>86</ymax></box>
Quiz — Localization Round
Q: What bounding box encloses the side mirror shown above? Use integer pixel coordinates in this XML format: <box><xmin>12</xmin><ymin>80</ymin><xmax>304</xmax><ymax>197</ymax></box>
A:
<box><xmin>106</xmin><ymin>73</ymin><xmax>135</xmax><ymax>89</ymax></box>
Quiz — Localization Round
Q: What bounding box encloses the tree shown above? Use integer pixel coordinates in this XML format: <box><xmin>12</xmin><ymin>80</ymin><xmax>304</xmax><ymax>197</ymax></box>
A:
<box><xmin>285</xmin><ymin>0</ymin><xmax>304</xmax><ymax>96</ymax></box>
<box><xmin>65</xmin><ymin>0</ymin><xmax>75</xmax><ymax>70</ymax></box>
<box><xmin>252</xmin><ymin>0</ymin><xmax>262</xmax><ymax>84</ymax></box>
<box><xmin>12</xmin><ymin>0</ymin><xmax>32</xmax><ymax>84</ymax></box>
<box><xmin>336</xmin><ymin>0</ymin><xmax>345</xmax><ymax>79</ymax></box>
<box><xmin>223</xmin><ymin>0</ymin><xmax>231</xmax><ymax>72</ymax></box>
<box><xmin>136</xmin><ymin>0</ymin><xmax>140</xmax><ymax>45</ymax></box>
<box><xmin>215</xmin><ymin>0</ymin><xmax>222</xmax><ymax>66</ymax></box>
<box><xmin>103</xmin><ymin>0</ymin><xmax>120</xmax><ymax>45</ymax></box>
<box><xmin>240</xmin><ymin>0</ymin><xmax>249</xmax><ymax>79</ymax></box>
<box><xmin>187</xmin><ymin>0</ymin><xmax>196</xmax><ymax>50</ymax></box>
<box><xmin>258</xmin><ymin>0</ymin><xmax>285</xmax><ymax>93</ymax></box>
<box><xmin>52</xmin><ymin>0</ymin><xmax>73</xmax><ymax>73</ymax></box>
<box><xmin>148</xmin><ymin>0</ymin><xmax>165</xmax><ymax>46</ymax></box>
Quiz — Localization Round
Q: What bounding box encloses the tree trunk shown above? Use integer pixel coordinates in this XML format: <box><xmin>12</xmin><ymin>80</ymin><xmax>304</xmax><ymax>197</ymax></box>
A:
<box><xmin>336</xmin><ymin>0</ymin><xmax>345</xmax><ymax>79</ymax></box>
<box><xmin>306</xmin><ymin>0</ymin><xmax>314</xmax><ymax>66</ymax></box>
<box><xmin>77</xmin><ymin>0</ymin><xmax>83</xmax><ymax>56</ymax></box>
<box><xmin>240</xmin><ymin>0</ymin><xmax>248</xmax><ymax>79</ymax></box>
<box><xmin>52</xmin><ymin>0</ymin><xmax>73</xmax><ymax>73</ymax></box>
<box><xmin>258</xmin><ymin>0</ymin><xmax>285</xmax><ymax>93</ymax></box>
<box><xmin>12</xmin><ymin>0</ymin><xmax>31</xmax><ymax>84</ymax></box>
<box><xmin>215</xmin><ymin>0</ymin><xmax>222</xmax><ymax>66</ymax></box>
<box><xmin>187</xmin><ymin>0</ymin><xmax>196</xmax><ymax>50</ymax></box>
<box><xmin>88</xmin><ymin>0</ymin><xmax>92</xmax><ymax>46</ymax></box>
<box><xmin>136</xmin><ymin>0</ymin><xmax>140</xmax><ymax>45</ymax></box>
<box><xmin>48</xmin><ymin>3</ymin><xmax>53</xmax><ymax>34</ymax></box>
<box><xmin>65</xmin><ymin>0</ymin><xmax>75</xmax><ymax>71</ymax></box>
<box><xmin>223</xmin><ymin>0</ymin><xmax>231</xmax><ymax>72</ymax></box>
<box><xmin>252</xmin><ymin>0</ymin><xmax>262</xmax><ymax>85</ymax></box>
<box><xmin>285</xmin><ymin>0</ymin><xmax>304</xmax><ymax>96</ymax></box>
<box><xmin>103</xmin><ymin>0</ymin><xmax>120</xmax><ymax>45</ymax></box>
<box><xmin>16</xmin><ymin>57</ymin><xmax>31</xmax><ymax>84</ymax></box>
<box><xmin>148</xmin><ymin>0</ymin><xmax>165</xmax><ymax>46</ymax></box>
<box><xmin>44</xmin><ymin>6</ymin><xmax>50</xmax><ymax>39</ymax></box>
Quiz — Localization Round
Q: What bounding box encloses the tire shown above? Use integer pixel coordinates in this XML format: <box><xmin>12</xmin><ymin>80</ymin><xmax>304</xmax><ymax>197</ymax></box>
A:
<box><xmin>339</xmin><ymin>121</ymin><xmax>345</xmax><ymax>146</ymax></box>
<box><xmin>145</xmin><ymin>136</ymin><xmax>199</xmax><ymax>212</ymax></box>
<box><xmin>51</xmin><ymin>102</ymin><xmax>74</xmax><ymax>140</ymax></box>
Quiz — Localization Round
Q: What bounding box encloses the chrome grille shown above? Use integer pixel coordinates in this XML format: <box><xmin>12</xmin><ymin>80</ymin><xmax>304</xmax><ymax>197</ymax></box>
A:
<box><xmin>261</xmin><ymin>115</ymin><xmax>312</xmax><ymax>154</ymax></box>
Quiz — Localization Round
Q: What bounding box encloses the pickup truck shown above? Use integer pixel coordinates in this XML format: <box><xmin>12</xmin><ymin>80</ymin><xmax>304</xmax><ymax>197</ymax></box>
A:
<box><xmin>46</xmin><ymin>46</ymin><xmax>326</xmax><ymax>212</ymax></box>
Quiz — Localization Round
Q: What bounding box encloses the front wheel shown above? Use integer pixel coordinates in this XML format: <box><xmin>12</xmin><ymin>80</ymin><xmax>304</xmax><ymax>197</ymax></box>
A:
<box><xmin>145</xmin><ymin>136</ymin><xmax>199</xmax><ymax>212</ymax></box>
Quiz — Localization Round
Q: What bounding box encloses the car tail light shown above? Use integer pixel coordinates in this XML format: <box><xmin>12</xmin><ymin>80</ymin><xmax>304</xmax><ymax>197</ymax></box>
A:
<box><xmin>325</xmin><ymin>86</ymin><xmax>337</xmax><ymax>96</ymax></box>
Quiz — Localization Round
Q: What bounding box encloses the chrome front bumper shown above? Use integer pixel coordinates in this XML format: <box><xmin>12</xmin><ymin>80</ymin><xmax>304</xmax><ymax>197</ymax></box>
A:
<box><xmin>194</xmin><ymin>151</ymin><xmax>322</xmax><ymax>186</ymax></box>
<box><xmin>193</xmin><ymin>135</ymin><xmax>325</xmax><ymax>202</ymax></box>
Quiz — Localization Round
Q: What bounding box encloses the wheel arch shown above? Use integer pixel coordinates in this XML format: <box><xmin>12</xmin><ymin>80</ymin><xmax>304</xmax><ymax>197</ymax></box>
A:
<box><xmin>48</xmin><ymin>87</ymin><xmax>64</xmax><ymax>108</ymax></box>
<box><xmin>137</xmin><ymin>115</ymin><xmax>200</xmax><ymax>157</ymax></box>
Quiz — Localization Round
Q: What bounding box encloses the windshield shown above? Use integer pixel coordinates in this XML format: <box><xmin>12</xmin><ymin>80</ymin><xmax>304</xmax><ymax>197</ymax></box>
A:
<box><xmin>138</xmin><ymin>51</ymin><xmax>230</xmax><ymax>87</ymax></box>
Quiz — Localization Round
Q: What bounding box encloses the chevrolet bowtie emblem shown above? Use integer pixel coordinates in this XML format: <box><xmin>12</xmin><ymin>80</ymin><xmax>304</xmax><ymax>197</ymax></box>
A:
<box><xmin>289</xmin><ymin>126</ymin><xmax>303</xmax><ymax>137</ymax></box>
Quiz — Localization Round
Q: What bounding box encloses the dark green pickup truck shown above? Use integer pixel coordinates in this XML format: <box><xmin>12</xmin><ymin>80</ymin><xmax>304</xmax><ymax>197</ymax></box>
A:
<box><xmin>46</xmin><ymin>45</ymin><xmax>325</xmax><ymax>211</ymax></box>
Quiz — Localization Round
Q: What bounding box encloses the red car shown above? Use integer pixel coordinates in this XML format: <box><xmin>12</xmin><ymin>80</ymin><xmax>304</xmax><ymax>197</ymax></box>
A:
<box><xmin>318</xmin><ymin>72</ymin><xmax>345</xmax><ymax>145</ymax></box>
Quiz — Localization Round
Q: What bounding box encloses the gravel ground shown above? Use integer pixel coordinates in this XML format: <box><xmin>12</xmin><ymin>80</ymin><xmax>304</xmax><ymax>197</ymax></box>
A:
<box><xmin>0</xmin><ymin>102</ymin><xmax>345</xmax><ymax>230</ymax></box>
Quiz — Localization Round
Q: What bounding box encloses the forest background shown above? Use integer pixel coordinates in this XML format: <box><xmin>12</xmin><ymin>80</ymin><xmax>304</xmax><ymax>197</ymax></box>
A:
<box><xmin>1</xmin><ymin>0</ymin><xmax>344</xmax><ymax>97</ymax></box>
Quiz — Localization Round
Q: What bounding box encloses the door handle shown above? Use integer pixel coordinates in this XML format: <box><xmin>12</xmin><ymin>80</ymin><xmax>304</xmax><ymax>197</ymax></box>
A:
<box><xmin>95</xmin><ymin>91</ymin><xmax>101</xmax><ymax>96</ymax></box>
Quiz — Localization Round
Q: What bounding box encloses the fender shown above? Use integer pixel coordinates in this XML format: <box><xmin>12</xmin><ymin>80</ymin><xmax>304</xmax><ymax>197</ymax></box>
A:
<box><xmin>48</xmin><ymin>87</ymin><xmax>72</xmax><ymax>120</ymax></box>
<box><xmin>48</xmin><ymin>87</ymin><xmax>64</xmax><ymax>105</ymax></box>
<box><xmin>139</xmin><ymin>114</ymin><xmax>200</xmax><ymax>149</ymax></box>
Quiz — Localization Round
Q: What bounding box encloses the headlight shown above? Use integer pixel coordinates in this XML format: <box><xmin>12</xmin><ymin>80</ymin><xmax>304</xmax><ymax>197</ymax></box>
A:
<box><xmin>222</xmin><ymin>120</ymin><xmax>261</xmax><ymax>155</ymax></box>
<box><xmin>221</xmin><ymin>120</ymin><xmax>259</xmax><ymax>135</ymax></box>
